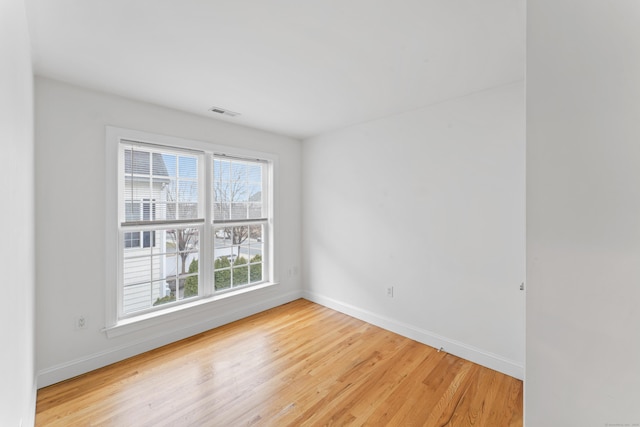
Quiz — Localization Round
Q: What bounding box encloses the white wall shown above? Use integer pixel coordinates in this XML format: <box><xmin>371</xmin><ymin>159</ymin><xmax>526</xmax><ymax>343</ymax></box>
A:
<box><xmin>0</xmin><ymin>0</ymin><xmax>36</xmax><ymax>425</ymax></box>
<box><xmin>527</xmin><ymin>1</ymin><xmax>640</xmax><ymax>425</ymax></box>
<box><xmin>35</xmin><ymin>77</ymin><xmax>302</xmax><ymax>386</ymax></box>
<box><xmin>302</xmin><ymin>82</ymin><xmax>525</xmax><ymax>378</ymax></box>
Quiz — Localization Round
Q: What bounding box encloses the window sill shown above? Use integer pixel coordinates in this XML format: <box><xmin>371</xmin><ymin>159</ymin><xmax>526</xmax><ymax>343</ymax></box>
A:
<box><xmin>103</xmin><ymin>281</ymin><xmax>278</xmax><ymax>338</ymax></box>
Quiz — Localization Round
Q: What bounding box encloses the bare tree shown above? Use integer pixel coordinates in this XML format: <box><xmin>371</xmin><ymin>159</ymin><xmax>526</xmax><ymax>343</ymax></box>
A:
<box><xmin>164</xmin><ymin>181</ymin><xmax>199</xmax><ymax>292</ymax></box>
<box><xmin>228</xmin><ymin>226</ymin><xmax>248</xmax><ymax>258</ymax></box>
<box><xmin>214</xmin><ymin>167</ymin><xmax>251</xmax><ymax>258</ymax></box>
<box><xmin>167</xmin><ymin>228</ymin><xmax>198</xmax><ymax>273</ymax></box>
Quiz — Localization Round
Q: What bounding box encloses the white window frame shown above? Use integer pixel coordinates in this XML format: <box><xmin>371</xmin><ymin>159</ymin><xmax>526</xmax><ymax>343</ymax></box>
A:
<box><xmin>105</xmin><ymin>126</ymin><xmax>277</xmax><ymax>337</ymax></box>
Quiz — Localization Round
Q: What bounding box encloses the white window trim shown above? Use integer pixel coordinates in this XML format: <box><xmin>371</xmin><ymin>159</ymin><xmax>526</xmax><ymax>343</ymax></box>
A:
<box><xmin>105</xmin><ymin>126</ymin><xmax>279</xmax><ymax>337</ymax></box>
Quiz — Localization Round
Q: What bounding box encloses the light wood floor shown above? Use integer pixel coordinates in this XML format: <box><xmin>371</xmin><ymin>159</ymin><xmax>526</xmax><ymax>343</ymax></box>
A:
<box><xmin>36</xmin><ymin>299</ymin><xmax>522</xmax><ymax>426</ymax></box>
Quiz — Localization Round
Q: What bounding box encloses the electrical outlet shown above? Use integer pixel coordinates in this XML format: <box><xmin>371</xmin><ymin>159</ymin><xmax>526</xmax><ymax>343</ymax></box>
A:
<box><xmin>287</xmin><ymin>266</ymin><xmax>298</xmax><ymax>278</ymax></box>
<box><xmin>75</xmin><ymin>315</ymin><xmax>87</xmax><ymax>330</ymax></box>
<box><xmin>386</xmin><ymin>286</ymin><xmax>394</xmax><ymax>298</ymax></box>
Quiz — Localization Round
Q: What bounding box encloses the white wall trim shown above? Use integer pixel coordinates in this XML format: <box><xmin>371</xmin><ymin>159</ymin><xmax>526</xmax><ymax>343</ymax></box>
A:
<box><xmin>38</xmin><ymin>288</ymin><xmax>522</xmax><ymax>390</ymax></box>
<box><xmin>38</xmin><ymin>290</ymin><xmax>303</xmax><ymax>388</ymax></box>
<box><xmin>303</xmin><ymin>291</ymin><xmax>524</xmax><ymax>380</ymax></box>
<box><xmin>24</xmin><ymin>379</ymin><xmax>37</xmax><ymax>427</ymax></box>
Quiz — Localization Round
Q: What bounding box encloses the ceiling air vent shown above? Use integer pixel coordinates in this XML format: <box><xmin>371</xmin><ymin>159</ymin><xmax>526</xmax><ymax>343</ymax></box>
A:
<box><xmin>208</xmin><ymin>106</ymin><xmax>240</xmax><ymax>117</ymax></box>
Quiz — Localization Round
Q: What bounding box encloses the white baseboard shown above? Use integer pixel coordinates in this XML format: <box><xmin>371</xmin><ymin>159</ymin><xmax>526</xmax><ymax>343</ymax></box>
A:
<box><xmin>37</xmin><ymin>289</ymin><xmax>522</xmax><ymax>390</ymax></box>
<box><xmin>37</xmin><ymin>290</ymin><xmax>303</xmax><ymax>388</ymax></box>
<box><xmin>302</xmin><ymin>290</ymin><xmax>524</xmax><ymax>380</ymax></box>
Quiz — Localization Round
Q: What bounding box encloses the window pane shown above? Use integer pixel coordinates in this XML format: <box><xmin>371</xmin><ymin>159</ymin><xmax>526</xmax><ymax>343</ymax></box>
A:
<box><xmin>219</xmin><ymin>160</ymin><xmax>230</xmax><ymax>180</ymax></box>
<box><xmin>179</xmin><ymin>156</ymin><xmax>198</xmax><ymax>179</ymax></box>
<box><xmin>250</xmin><ymin>263</ymin><xmax>262</xmax><ymax>283</ymax></box>
<box><xmin>231</xmin><ymin>162</ymin><xmax>247</xmax><ymax>182</ymax></box>
<box><xmin>232</xmin><ymin>264</ymin><xmax>249</xmax><ymax>286</ymax></box>
<box><xmin>164</xmin><ymin>180</ymin><xmax>177</xmax><ymax>201</ymax></box>
<box><xmin>177</xmin><ymin>181</ymin><xmax>198</xmax><ymax>203</ymax></box>
<box><xmin>214</xmin><ymin>181</ymin><xmax>230</xmax><ymax>203</ymax></box>
<box><xmin>247</xmin><ymin>183</ymin><xmax>262</xmax><ymax>202</ymax></box>
<box><xmin>222</xmin><ymin>184</ymin><xmax>233</xmax><ymax>202</ymax></box>
<box><xmin>183</xmin><ymin>274</ymin><xmax>198</xmax><ymax>298</ymax></box>
<box><xmin>134</xmin><ymin>151</ymin><xmax>150</xmax><ymax>174</ymax></box>
<box><xmin>166</xmin><ymin>204</ymin><xmax>177</xmax><ymax>220</ymax></box>
<box><xmin>249</xmin><ymin>224</ymin><xmax>262</xmax><ymax>240</ymax></box>
<box><xmin>213</xmin><ymin>223</ymin><xmax>265</xmax><ymax>290</ymax></box>
<box><xmin>125</xmin><ymin>149</ymin><xmax>150</xmax><ymax>175</ymax></box>
<box><xmin>153</xmin><ymin>153</ymin><xmax>173</xmax><ymax>176</ymax></box>
<box><xmin>249</xmin><ymin>247</ymin><xmax>262</xmax><ymax>258</ymax></box>
<box><xmin>123</xmin><ymin>282</ymin><xmax>153</xmax><ymax>314</ymax></box>
<box><xmin>124</xmin><ymin>149</ymin><xmax>133</xmax><ymax>174</ymax></box>
<box><xmin>151</xmin><ymin>184</ymin><xmax>165</xmax><ymax>201</ymax></box>
<box><xmin>152</xmin><ymin>280</ymin><xmax>175</xmax><ymax>307</ymax></box>
<box><xmin>248</xmin><ymin>164</ymin><xmax>261</xmax><ymax>182</ymax></box>
<box><xmin>165</xmin><ymin>253</ymin><xmax>178</xmax><ymax>276</ymax></box>
<box><xmin>122</xmin><ymin>144</ymin><xmax>201</xmax><ymax>225</ymax></box>
<box><xmin>231</xmin><ymin>202</ymin><xmax>248</xmax><ymax>219</ymax></box>
<box><xmin>215</xmin><ymin>268</ymin><xmax>231</xmax><ymax>290</ymax></box>
<box><xmin>216</xmin><ymin>227</ymin><xmax>232</xmax><ymax>245</ymax></box>
<box><xmin>213</xmin><ymin>159</ymin><xmax>222</xmax><ymax>181</ymax></box>
<box><xmin>213</xmin><ymin>202</ymin><xmax>229</xmax><ymax>220</ymax></box>
<box><xmin>124</xmin><ymin>202</ymin><xmax>140</xmax><ymax>221</ymax></box>
<box><xmin>230</xmin><ymin>180</ymin><xmax>248</xmax><ymax>202</ymax></box>
<box><xmin>123</xmin><ymin>255</ymin><xmax>151</xmax><ymax>285</ymax></box>
<box><xmin>213</xmin><ymin>157</ymin><xmax>266</xmax><ymax>221</ymax></box>
<box><xmin>166</xmin><ymin>228</ymin><xmax>199</xmax><ymax>253</ymax></box>
<box><xmin>249</xmin><ymin>224</ymin><xmax>263</xmax><ymax>283</ymax></box>
<box><xmin>122</xmin><ymin>227</ymin><xmax>200</xmax><ymax>314</ymax></box>
<box><xmin>178</xmin><ymin>251</ymin><xmax>199</xmax><ymax>276</ymax></box>
<box><xmin>124</xmin><ymin>176</ymin><xmax>135</xmax><ymax>199</ymax></box>
<box><xmin>234</xmin><ymin>226</ymin><xmax>249</xmax><ymax>245</ymax></box>
<box><xmin>178</xmin><ymin>203</ymin><xmax>198</xmax><ymax>219</ymax></box>
<box><xmin>248</xmin><ymin>203</ymin><xmax>262</xmax><ymax>219</ymax></box>
<box><xmin>154</xmin><ymin>202</ymin><xmax>168</xmax><ymax>221</ymax></box>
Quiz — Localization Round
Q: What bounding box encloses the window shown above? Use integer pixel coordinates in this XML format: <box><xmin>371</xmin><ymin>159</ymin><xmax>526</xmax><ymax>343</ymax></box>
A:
<box><xmin>120</xmin><ymin>143</ymin><xmax>203</xmax><ymax>316</ymax></box>
<box><xmin>108</xmin><ymin>129</ymin><xmax>274</xmax><ymax>326</ymax></box>
<box><xmin>213</xmin><ymin>157</ymin><xmax>267</xmax><ymax>290</ymax></box>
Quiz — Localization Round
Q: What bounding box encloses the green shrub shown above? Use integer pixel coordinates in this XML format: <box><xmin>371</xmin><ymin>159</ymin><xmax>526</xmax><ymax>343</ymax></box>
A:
<box><xmin>214</xmin><ymin>257</ymin><xmax>231</xmax><ymax>290</ymax></box>
<box><xmin>250</xmin><ymin>254</ymin><xmax>262</xmax><ymax>282</ymax></box>
<box><xmin>213</xmin><ymin>254</ymin><xmax>263</xmax><ymax>289</ymax></box>
<box><xmin>154</xmin><ymin>294</ymin><xmax>175</xmax><ymax>306</ymax></box>
<box><xmin>232</xmin><ymin>257</ymin><xmax>248</xmax><ymax>286</ymax></box>
<box><xmin>184</xmin><ymin>258</ymin><xmax>199</xmax><ymax>298</ymax></box>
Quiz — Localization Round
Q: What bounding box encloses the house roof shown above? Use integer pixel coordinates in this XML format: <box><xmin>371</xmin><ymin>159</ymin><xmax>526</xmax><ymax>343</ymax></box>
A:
<box><xmin>124</xmin><ymin>149</ymin><xmax>169</xmax><ymax>177</ymax></box>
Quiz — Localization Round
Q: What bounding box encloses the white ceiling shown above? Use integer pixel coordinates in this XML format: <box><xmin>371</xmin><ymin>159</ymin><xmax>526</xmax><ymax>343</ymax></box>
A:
<box><xmin>25</xmin><ymin>0</ymin><xmax>525</xmax><ymax>139</ymax></box>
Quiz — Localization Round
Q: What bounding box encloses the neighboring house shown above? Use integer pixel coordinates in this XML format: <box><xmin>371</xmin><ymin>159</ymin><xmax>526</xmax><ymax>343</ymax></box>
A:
<box><xmin>122</xmin><ymin>149</ymin><xmax>171</xmax><ymax>314</ymax></box>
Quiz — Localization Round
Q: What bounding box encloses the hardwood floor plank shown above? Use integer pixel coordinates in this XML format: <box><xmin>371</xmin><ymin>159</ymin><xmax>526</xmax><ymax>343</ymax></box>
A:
<box><xmin>425</xmin><ymin>362</ymin><xmax>481</xmax><ymax>427</ymax></box>
<box><xmin>361</xmin><ymin>349</ymin><xmax>449</xmax><ymax>425</ymax></box>
<box><xmin>36</xmin><ymin>299</ymin><xmax>522</xmax><ymax>426</ymax></box>
<box><xmin>326</xmin><ymin>340</ymin><xmax>432</xmax><ymax>425</ymax></box>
